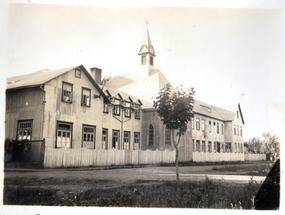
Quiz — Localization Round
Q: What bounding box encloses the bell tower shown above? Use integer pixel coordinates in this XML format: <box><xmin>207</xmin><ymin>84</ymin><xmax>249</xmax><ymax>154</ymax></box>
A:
<box><xmin>138</xmin><ymin>21</ymin><xmax>155</xmax><ymax>79</ymax></box>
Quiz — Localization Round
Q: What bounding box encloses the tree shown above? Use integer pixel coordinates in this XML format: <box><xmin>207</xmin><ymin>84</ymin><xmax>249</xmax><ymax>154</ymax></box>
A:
<box><xmin>246</xmin><ymin>137</ymin><xmax>264</xmax><ymax>153</ymax></box>
<box><xmin>153</xmin><ymin>84</ymin><xmax>195</xmax><ymax>187</ymax></box>
<box><xmin>262</xmin><ymin>132</ymin><xmax>280</xmax><ymax>160</ymax></box>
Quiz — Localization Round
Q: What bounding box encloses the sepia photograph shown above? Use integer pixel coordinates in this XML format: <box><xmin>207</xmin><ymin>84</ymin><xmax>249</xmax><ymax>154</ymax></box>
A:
<box><xmin>1</xmin><ymin>0</ymin><xmax>284</xmax><ymax>214</ymax></box>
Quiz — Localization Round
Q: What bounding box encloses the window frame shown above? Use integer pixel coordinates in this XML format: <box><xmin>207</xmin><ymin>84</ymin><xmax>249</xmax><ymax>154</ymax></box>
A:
<box><xmin>81</xmin><ymin>87</ymin><xmax>91</xmax><ymax>107</ymax></box>
<box><xmin>103</xmin><ymin>102</ymin><xmax>109</xmax><ymax>113</ymax></box>
<box><xmin>201</xmin><ymin>119</ymin><xmax>205</xmax><ymax>132</ymax></box>
<box><xmin>81</xmin><ymin>124</ymin><xmax>96</xmax><ymax>149</ymax></box>
<box><xmin>134</xmin><ymin>103</ymin><xmax>141</xmax><ymax>120</ymax></box>
<box><xmin>16</xmin><ymin>119</ymin><xmax>33</xmax><ymax>141</ymax></box>
<box><xmin>196</xmin><ymin>118</ymin><xmax>200</xmax><ymax>131</ymax></box>
<box><xmin>113</xmin><ymin>98</ymin><xmax>121</xmax><ymax>116</ymax></box>
<box><xmin>56</xmin><ymin>121</ymin><xmax>73</xmax><ymax>149</ymax></box>
<box><xmin>141</xmin><ymin>55</ymin><xmax>146</xmax><ymax>65</ymax></box>
<box><xmin>75</xmin><ymin>68</ymin><xmax>81</xmax><ymax>78</ymax></box>
<box><xmin>112</xmin><ymin>129</ymin><xmax>120</xmax><ymax>149</ymax></box>
<box><xmin>134</xmin><ymin>132</ymin><xmax>140</xmax><ymax>150</ymax></box>
<box><xmin>102</xmin><ymin>128</ymin><xmax>108</xmax><ymax>150</ymax></box>
<box><xmin>61</xmin><ymin>81</ymin><xmax>73</xmax><ymax>103</ymax></box>
<box><xmin>148</xmin><ymin>124</ymin><xmax>154</xmax><ymax>146</ymax></box>
<box><xmin>123</xmin><ymin>131</ymin><xmax>131</xmax><ymax>150</ymax></box>
<box><xmin>150</xmin><ymin>55</ymin><xmax>154</xmax><ymax>65</ymax></box>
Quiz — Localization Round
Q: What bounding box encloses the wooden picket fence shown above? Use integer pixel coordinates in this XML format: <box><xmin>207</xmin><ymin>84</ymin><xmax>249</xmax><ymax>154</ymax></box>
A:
<box><xmin>44</xmin><ymin>147</ymin><xmax>176</xmax><ymax>168</ymax></box>
<box><xmin>193</xmin><ymin>152</ymin><xmax>245</xmax><ymax>162</ymax></box>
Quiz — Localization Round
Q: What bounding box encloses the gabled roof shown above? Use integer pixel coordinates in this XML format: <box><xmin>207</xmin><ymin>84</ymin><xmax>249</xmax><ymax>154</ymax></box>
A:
<box><xmin>238</xmin><ymin>103</ymin><xmax>245</xmax><ymax>124</ymax></box>
<box><xmin>138</xmin><ymin>27</ymin><xmax>155</xmax><ymax>56</ymax></box>
<box><xmin>6</xmin><ymin>65</ymin><xmax>109</xmax><ymax>101</ymax></box>
<box><xmin>193</xmin><ymin>100</ymin><xmax>236</xmax><ymax>122</ymax></box>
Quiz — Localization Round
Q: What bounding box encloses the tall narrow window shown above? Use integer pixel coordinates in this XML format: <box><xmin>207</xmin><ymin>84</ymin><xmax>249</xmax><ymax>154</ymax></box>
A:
<box><xmin>102</xmin><ymin>128</ymin><xmax>108</xmax><ymax>150</ymax></box>
<box><xmin>103</xmin><ymin>103</ymin><xmax>109</xmax><ymax>113</ymax></box>
<box><xmin>217</xmin><ymin>122</ymin><xmax>220</xmax><ymax>134</ymax></box>
<box><xmin>202</xmin><ymin>141</ymin><xmax>206</xmax><ymax>152</ymax></box>
<box><xmin>150</xmin><ymin>56</ymin><xmax>154</xmax><ymax>65</ymax></box>
<box><xmin>113</xmin><ymin>99</ymin><xmax>121</xmax><ymax>116</ymax></box>
<box><xmin>148</xmin><ymin>124</ymin><xmax>154</xmax><ymax>146</ymax></box>
<box><xmin>17</xmin><ymin>120</ymin><xmax>33</xmax><ymax>141</ymax></box>
<box><xmin>124</xmin><ymin>102</ymin><xmax>131</xmax><ymax>118</ymax></box>
<box><xmin>234</xmin><ymin>125</ymin><xmax>236</xmax><ymax>135</ymax></box>
<box><xmin>134</xmin><ymin>103</ymin><xmax>141</xmax><ymax>120</ymax></box>
<box><xmin>196</xmin><ymin>140</ymin><xmax>201</xmax><ymax>152</ymax></box>
<box><xmin>208</xmin><ymin>141</ymin><xmax>212</xmax><ymax>152</ymax></box>
<box><xmin>240</xmin><ymin>127</ymin><xmax>242</xmax><ymax>137</ymax></box>
<box><xmin>123</xmin><ymin>131</ymin><xmax>131</xmax><ymax>150</ymax></box>
<box><xmin>112</xmin><ymin>130</ymin><xmax>120</xmax><ymax>149</ymax></box>
<box><xmin>196</xmin><ymin>118</ymin><xmax>200</xmax><ymax>131</ymax></box>
<box><xmin>62</xmin><ymin>82</ymin><xmax>73</xmax><ymax>103</ymax></box>
<box><xmin>201</xmin><ymin>119</ymin><xmax>205</xmax><ymax>132</ymax></box>
<box><xmin>81</xmin><ymin>87</ymin><xmax>91</xmax><ymax>107</ymax></box>
<box><xmin>56</xmin><ymin>121</ymin><xmax>72</xmax><ymax>148</ymax></box>
<box><xmin>141</xmin><ymin>55</ymin><xmax>146</xmax><ymax>65</ymax></box>
<box><xmin>165</xmin><ymin>128</ymin><xmax>171</xmax><ymax>145</ymax></box>
<box><xmin>134</xmin><ymin>132</ymin><xmax>140</xmax><ymax>150</ymax></box>
<box><xmin>192</xmin><ymin>139</ymin><xmax>195</xmax><ymax>152</ymax></box>
<box><xmin>208</xmin><ymin>121</ymin><xmax>212</xmax><ymax>133</ymax></box>
<box><xmin>237</xmin><ymin>126</ymin><xmax>240</xmax><ymax>136</ymax></box>
<box><xmin>221</xmin><ymin>123</ymin><xmax>224</xmax><ymax>135</ymax></box>
<box><xmin>82</xmin><ymin>125</ymin><xmax>96</xmax><ymax>149</ymax></box>
<box><xmin>191</xmin><ymin>118</ymin><xmax>195</xmax><ymax>130</ymax></box>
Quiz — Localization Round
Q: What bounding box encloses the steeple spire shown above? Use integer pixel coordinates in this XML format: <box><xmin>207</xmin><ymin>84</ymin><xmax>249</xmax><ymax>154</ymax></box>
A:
<box><xmin>138</xmin><ymin>21</ymin><xmax>155</xmax><ymax>56</ymax></box>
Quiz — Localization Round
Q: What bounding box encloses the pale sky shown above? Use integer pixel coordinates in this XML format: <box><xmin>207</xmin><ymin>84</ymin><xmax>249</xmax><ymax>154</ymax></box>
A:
<box><xmin>4</xmin><ymin>1</ymin><xmax>285</xmax><ymax>143</ymax></box>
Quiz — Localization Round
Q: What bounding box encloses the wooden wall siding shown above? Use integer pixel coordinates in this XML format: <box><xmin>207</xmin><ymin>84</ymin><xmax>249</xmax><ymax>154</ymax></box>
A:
<box><xmin>244</xmin><ymin>153</ymin><xmax>266</xmax><ymax>161</ymax></box>
<box><xmin>193</xmin><ymin>152</ymin><xmax>245</xmax><ymax>162</ymax></box>
<box><xmin>5</xmin><ymin>87</ymin><xmax>44</xmax><ymax>140</ymax></box>
<box><xmin>44</xmin><ymin>148</ymin><xmax>176</xmax><ymax>168</ymax></box>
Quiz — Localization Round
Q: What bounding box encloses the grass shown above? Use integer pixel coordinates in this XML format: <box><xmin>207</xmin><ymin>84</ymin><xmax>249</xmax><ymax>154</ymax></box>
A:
<box><xmin>4</xmin><ymin>178</ymin><xmax>261</xmax><ymax>208</ymax></box>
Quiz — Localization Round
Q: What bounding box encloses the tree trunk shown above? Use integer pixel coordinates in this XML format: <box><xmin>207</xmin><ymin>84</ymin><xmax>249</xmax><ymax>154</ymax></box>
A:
<box><xmin>174</xmin><ymin>143</ymin><xmax>180</xmax><ymax>187</ymax></box>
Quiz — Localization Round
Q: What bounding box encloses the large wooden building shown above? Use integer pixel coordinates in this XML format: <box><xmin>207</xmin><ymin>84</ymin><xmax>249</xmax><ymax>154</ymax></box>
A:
<box><xmin>5</xmin><ymin>26</ymin><xmax>245</xmax><ymax>167</ymax></box>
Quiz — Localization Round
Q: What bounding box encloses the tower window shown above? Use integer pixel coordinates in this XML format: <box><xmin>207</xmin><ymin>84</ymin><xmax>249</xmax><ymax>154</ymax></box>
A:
<box><xmin>141</xmin><ymin>56</ymin><xmax>146</xmax><ymax>65</ymax></box>
<box><xmin>150</xmin><ymin>56</ymin><xmax>154</xmax><ymax>65</ymax></box>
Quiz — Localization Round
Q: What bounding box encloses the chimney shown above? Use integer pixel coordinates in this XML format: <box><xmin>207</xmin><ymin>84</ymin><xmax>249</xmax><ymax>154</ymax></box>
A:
<box><xmin>90</xmin><ymin>67</ymin><xmax>102</xmax><ymax>84</ymax></box>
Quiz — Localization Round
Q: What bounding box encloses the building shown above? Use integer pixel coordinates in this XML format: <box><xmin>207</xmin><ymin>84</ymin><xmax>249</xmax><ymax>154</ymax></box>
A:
<box><xmin>5</xmin><ymin>25</ymin><xmax>245</xmax><ymax>167</ymax></box>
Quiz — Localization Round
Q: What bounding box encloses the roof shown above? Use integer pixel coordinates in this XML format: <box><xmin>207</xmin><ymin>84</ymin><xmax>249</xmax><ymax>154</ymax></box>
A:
<box><xmin>193</xmin><ymin>99</ymin><xmax>235</xmax><ymax>122</ymax></box>
<box><xmin>138</xmin><ymin>27</ymin><xmax>155</xmax><ymax>56</ymax></box>
<box><xmin>6</xmin><ymin>65</ymin><xmax>109</xmax><ymax>101</ymax></box>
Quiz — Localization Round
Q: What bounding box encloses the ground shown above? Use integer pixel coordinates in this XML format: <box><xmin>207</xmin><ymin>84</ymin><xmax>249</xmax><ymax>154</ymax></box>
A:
<box><xmin>4</xmin><ymin>161</ymin><xmax>274</xmax><ymax>208</ymax></box>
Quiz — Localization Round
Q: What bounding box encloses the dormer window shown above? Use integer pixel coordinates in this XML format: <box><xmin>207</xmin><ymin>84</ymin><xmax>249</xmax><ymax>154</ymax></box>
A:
<box><xmin>141</xmin><ymin>55</ymin><xmax>146</xmax><ymax>65</ymax></box>
<box><xmin>75</xmin><ymin>69</ymin><xmax>81</xmax><ymax>78</ymax></box>
<box><xmin>62</xmin><ymin>82</ymin><xmax>73</xmax><ymax>103</ymax></box>
<box><xmin>113</xmin><ymin>98</ymin><xmax>121</xmax><ymax>116</ymax></box>
<box><xmin>150</xmin><ymin>56</ymin><xmax>154</xmax><ymax>65</ymax></box>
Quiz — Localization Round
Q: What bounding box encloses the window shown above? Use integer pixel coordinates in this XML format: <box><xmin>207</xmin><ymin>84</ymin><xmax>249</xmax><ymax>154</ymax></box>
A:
<box><xmin>124</xmin><ymin>102</ymin><xmax>131</xmax><ymax>118</ymax></box>
<box><xmin>82</xmin><ymin>125</ymin><xmax>96</xmax><ymax>149</ymax></box>
<box><xmin>103</xmin><ymin>103</ymin><xmax>108</xmax><ymax>113</ymax></box>
<box><xmin>62</xmin><ymin>82</ymin><xmax>73</xmax><ymax>103</ymax></box>
<box><xmin>112</xmin><ymin>130</ymin><xmax>120</xmax><ymax>149</ymax></box>
<box><xmin>123</xmin><ymin>131</ymin><xmax>131</xmax><ymax>150</ymax></box>
<box><xmin>216</xmin><ymin>142</ymin><xmax>221</xmax><ymax>153</ymax></box>
<box><xmin>150</xmin><ymin>56</ymin><xmax>154</xmax><ymax>65</ymax></box>
<box><xmin>225</xmin><ymin>142</ymin><xmax>232</xmax><ymax>153</ymax></box>
<box><xmin>217</xmin><ymin>122</ymin><xmax>219</xmax><ymax>134</ymax></box>
<box><xmin>75</xmin><ymin>69</ymin><xmax>81</xmax><ymax>78</ymax></box>
<box><xmin>17</xmin><ymin>120</ymin><xmax>33</xmax><ymax>141</ymax></box>
<box><xmin>192</xmin><ymin>139</ymin><xmax>195</xmax><ymax>152</ymax></box>
<box><xmin>214</xmin><ymin>142</ymin><xmax>217</xmax><ymax>153</ymax></box>
<box><xmin>234</xmin><ymin>125</ymin><xmax>236</xmax><ymax>135</ymax></box>
<box><xmin>149</xmin><ymin>124</ymin><xmax>154</xmax><ymax>146</ymax></box>
<box><xmin>240</xmin><ymin>127</ymin><xmax>242</xmax><ymax>137</ymax></box>
<box><xmin>202</xmin><ymin>141</ymin><xmax>206</xmax><ymax>152</ymax></box>
<box><xmin>102</xmin><ymin>128</ymin><xmax>108</xmax><ymax>150</ymax></box>
<box><xmin>208</xmin><ymin>121</ymin><xmax>212</xmax><ymax>133</ymax></box>
<box><xmin>196</xmin><ymin>118</ymin><xmax>200</xmax><ymax>131</ymax></box>
<box><xmin>56</xmin><ymin>121</ymin><xmax>72</xmax><ymax>148</ymax></box>
<box><xmin>134</xmin><ymin>103</ymin><xmax>140</xmax><ymax>120</ymax></box>
<box><xmin>81</xmin><ymin>87</ymin><xmax>91</xmax><ymax>107</ymax></box>
<box><xmin>165</xmin><ymin>128</ymin><xmax>171</xmax><ymax>145</ymax></box>
<box><xmin>196</xmin><ymin>140</ymin><xmax>201</xmax><ymax>152</ymax></box>
<box><xmin>208</xmin><ymin>141</ymin><xmax>212</xmax><ymax>152</ymax></box>
<box><xmin>201</xmin><ymin>119</ymin><xmax>205</xmax><ymax>132</ymax></box>
<box><xmin>113</xmin><ymin>99</ymin><xmax>121</xmax><ymax>116</ymax></box>
<box><xmin>237</xmin><ymin>126</ymin><xmax>239</xmax><ymax>136</ymax></box>
<box><xmin>221</xmin><ymin>123</ymin><xmax>224</xmax><ymax>135</ymax></box>
<box><xmin>191</xmin><ymin>118</ymin><xmax>195</xmax><ymax>130</ymax></box>
<box><xmin>134</xmin><ymin>132</ymin><xmax>140</xmax><ymax>150</ymax></box>
<box><xmin>141</xmin><ymin>55</ymin><xmax>146</xmax><ymax>65</ymax></box>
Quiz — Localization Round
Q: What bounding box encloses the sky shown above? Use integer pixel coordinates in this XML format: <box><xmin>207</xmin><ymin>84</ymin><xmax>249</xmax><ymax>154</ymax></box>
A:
<box><xmin>3</xmin><ymin>1</ymin><xmax>285</xmax><ymax>143</ymax></box>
